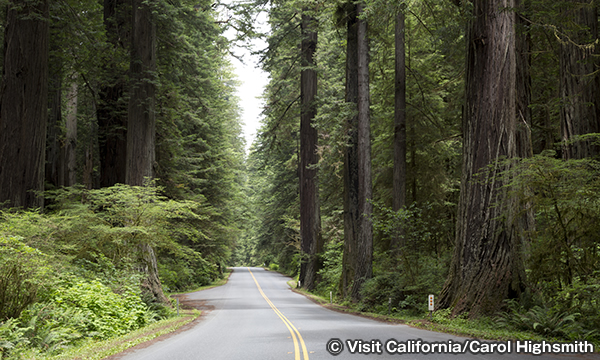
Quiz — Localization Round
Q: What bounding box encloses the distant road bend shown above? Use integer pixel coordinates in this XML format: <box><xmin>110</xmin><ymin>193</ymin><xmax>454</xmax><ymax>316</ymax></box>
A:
<box><xmin>117</xmin><ymin>267</ymin><xmax>599</xmax><ymax>360</ymax></box>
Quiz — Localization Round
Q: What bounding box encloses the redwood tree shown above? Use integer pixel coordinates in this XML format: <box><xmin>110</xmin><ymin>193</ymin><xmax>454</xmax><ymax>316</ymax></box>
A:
<box><xmin>559</xmin><ymin>1</ymin><xmax>600</xmax><ymax>160</ymax></box>
<box><xmin>391</xmin><ymin>4</ymin><xmax>407</xmax><ymax>251</ymax></box>
<box><xmin>341</xmin><ymin>2</ymin><xmax>360</xmax><ymax>298</ymax></box>
<box><xmin>98</xmin><ymin>0</ymin><xmax>129</xmax><ymax>187</ymax></box>
<box><xmin>0</xmin><ymin>0</ymin><xmax>49</xmax><ymax>209</ymax></box>
<box><xmin>128</xmin><ymin>0</ymin><xmax>168</xmax><ymax>305</ymax></box>
<box><xmin>127</xmin><ymin>0</ymin><xmax>156</xmax><ymax>186</ymax></box>
<box><xmin>349</xmin><ymin>1</ymin><xmax>373</xmax><ymax>301</ymax></box>
<box><xmin>299</xmin><ymin>10</ymin><xmax>322</xmax><ymax>291</ymax></box>
<box><xmin>438</xmin><ymin>0</ymin><xmax>529</xmax><ymax>315</ymax></box>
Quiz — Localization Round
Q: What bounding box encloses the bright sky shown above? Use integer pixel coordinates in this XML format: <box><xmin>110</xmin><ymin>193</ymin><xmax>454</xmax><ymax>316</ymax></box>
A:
<box><xmin>231</xmin><ymin>47</ymin><xmax>268</xmax><ymax>153</ymax></box>
<box><xmin>221</xmin><ymin>3</ymin><xmax>269</xmax><ymax>154</ymax></box>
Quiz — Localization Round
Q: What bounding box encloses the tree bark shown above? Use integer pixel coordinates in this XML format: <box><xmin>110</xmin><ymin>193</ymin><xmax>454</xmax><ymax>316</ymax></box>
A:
<box><xmin>299</xmin><ymin>11</ymin><xmax>322</xmax><ymax>291</ymax></box>
<box><xmin>391</xmin><ymin>6</ymin><xmax>407</xmax><ymax>251</ymax></box>
<box><xmin>0</xmin><ymin>0</ymin><xmax>49</xmax><ymax>209</ymax></box>
<box><xmin>559</xmin><ymin>1</ymin><xmax>600</xmax><ymax>160</ymax></box>
<box><xmin>127</xmin><ymin>0</ymin><xmax>156</xmax><ymax>186</ymax></box>
<box><xmin>438</xmin><ymin>0</ymin><xmax>528</xmax><ymax>316</ymax></box>
<box><xmin>98</xmin><ymin>0</ymin><xmax>129</xmax><ymax>187</ymax></box>
<box><xmin>128</xmin><ymin>0</ymin><xmax>168</xmax><ymax>305</ymax></box>
<box><xmin>64</xmin><ymin>81</ymin><xmax>78</xmax><ymax>186</ymax></box>
<box><xmin>350</xmin><ymin>1</ymin><xmax>373</xmax><ymax>302</ymax></box>
<box><xmin>341</xmin><ymin>3</ymin><xmax>359</xmax><ymax>298</ymax></box>
<box><xmin>46</xmin><ymin>68</ymin><xmax>62</xmax><ymax>188</ymax></box>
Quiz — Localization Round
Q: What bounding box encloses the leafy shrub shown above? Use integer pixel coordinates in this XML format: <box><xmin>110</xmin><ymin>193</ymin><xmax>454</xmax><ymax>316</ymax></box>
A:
<box><xmin>0</xmin><ymin>235</ymin><xmax>50</xmax><ymax>320</ymax></box>
<box><xmin>355</xmin><ymin>201</ymin><xmax>452</xmax><ymax>315</ymax></box>
<box><xmin>504</xmin><ymin>154</ymin><xmax>600</xmax><ymax>291</ymax></box>
<box><xmin>315</xmin><ymin>239</ymin><xmax>343</xmax><ymax>297</ymax></box>
<box><xmin>20</xmin><ymin>279</ymin><xmax>152</xmax><ymax>342</ymax></box>
<box><xmin>431</xmin><ymin>308</ymin><xmax>470</xmax><ymax>326</ymax></box>
<box><xmin>269</xmin><ymin>263</ymin><xmax>279</xmax><ymax>271</ymax></box>
<box><xmin>158</xmin><ymin>251</ymin><xmax>216</xmax><ymax>292</ymax></box>
<box><xmin>497</xmin><ymin>300</ymin><xmax>580</xmax><ymax>339</ymax></box>
<box><xmin>0</xmin><ymin>318</ymin><xmax>28</xmax><ymax>359</ymax></box>
<box><xmin>548</xmin><ymin>276</ymin><xmax>600</xmax><ymax>340</ymax></box>
<box><xmin>359</xmin><ymin>254</ymin><xmax>449</xmax><ymax>315</ymax></box>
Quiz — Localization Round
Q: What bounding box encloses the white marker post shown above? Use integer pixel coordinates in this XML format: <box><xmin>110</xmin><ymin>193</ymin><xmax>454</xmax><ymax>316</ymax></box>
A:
<box><xmin>428</xmin><ymin>295</ymin><xmax>434</xmax><ymax>320</ymax></box>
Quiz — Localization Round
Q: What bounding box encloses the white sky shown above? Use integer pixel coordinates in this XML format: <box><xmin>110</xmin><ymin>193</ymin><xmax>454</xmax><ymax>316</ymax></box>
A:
<box><xmin>231</xmin><ymin>48</ymin><xmax>268</xmax><ymax>153</ymax></box>
<box><xmin>221</xmin><ymin>3</ymin><xmax>269</xmax><ymax>154</ymax></box>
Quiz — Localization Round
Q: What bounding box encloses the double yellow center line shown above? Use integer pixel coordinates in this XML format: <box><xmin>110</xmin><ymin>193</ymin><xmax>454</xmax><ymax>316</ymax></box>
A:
<box><xmin>247</xmin><ymin>267</ymin><xmax>309</xmax><ymax>360</ymax></box>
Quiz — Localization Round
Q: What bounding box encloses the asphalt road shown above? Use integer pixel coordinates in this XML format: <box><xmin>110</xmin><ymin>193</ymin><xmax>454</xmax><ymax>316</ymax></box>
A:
<box><xmin>116</xmin><ymin>267</ymin><xmax>599</xmax><ymax>360</ymax></box>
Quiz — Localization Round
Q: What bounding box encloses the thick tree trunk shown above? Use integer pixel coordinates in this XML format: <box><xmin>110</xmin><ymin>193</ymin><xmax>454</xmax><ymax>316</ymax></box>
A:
<box><xmin>391</xmin><ymin>6</ymin><xmax>407</xmax><ymax>251</ymax></box>
<box><xmin>299</xmin><ymin>12</ymin><xmax>322</xmax><ymax>291</ymax></box>
<box><xmin>127</xmin><ymin>0</ymin><xmax>156</xmax><ymax>186</ymax></box>
<box><xmin>98</xmin><ymin>0</ymin><xmax>128</xmax><ymax>187</ymax></box>
<box><xmin>128</xmin><ymin>0</ymin><xmax>168</xmax><ymax>305</ymax></box>
<box><xmin>128</xmin><ymin>3</ymin><xmax>154</xmax><ymax>165</ymax></box>
<box><xmin>0</xmin><ymin>0</ymin><xmax>49</xmax><ymax>209</ymax></box>
<box><xmin>438</xmin><ymin>0</ymin><xmax>528</xmax><ymax>316</ymax></box>
<box><xmin>559</xmin><ymin>1</ymin><xmax>600</xmax><ymax>160</ymax></box>
<box><xmin>350</xmin><ymin>1</ymin><xmax>373</xmax><ymax>302</ymax></box>
<box><xmin>341</xmin><ymin>4</ymin><xmax>359</xmax><ymax>298</ymax></box>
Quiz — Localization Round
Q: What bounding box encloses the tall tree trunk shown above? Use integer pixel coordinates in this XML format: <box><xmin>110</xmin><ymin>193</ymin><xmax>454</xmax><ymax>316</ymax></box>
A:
<box><xmin>0</xmin><ymin>0</ymin><xmax>49</xmax><ymax>209</ymax></box>
<box><xmin>64</xmin><ymin>81</ymin><xmax>78</xmax><ymax>186</ymax></box>
<box><xmin>350</xmin><ymin>1</ymin><xmax>373</xmax><ymax>302</ymax></box>
<box><xmin>438</xmin><ymin>0</ymin><xmax>528</xmax><ymax>316</ymax></box>
<box><xmin>299</xmin><ymin>11</ymin><xmax>322</xmax><ymax>291</ymax></box>
<box><xmin>559</xmin><ymin>1</ymin><xmax>600</xmax><ymax>160</ymax></box>
<box><xmin>127</xmin><ymin>0</ymin><xmax>156</xmax><ymax>186</ymax></box>
<box><xmin>46</xmin><ymin>68</ymin><xmax>62</xmax><ymax>188</ymax></box>
<box><xmin>128</xmin><ymin>0</ymin><xmax>168</xmax><ymax>305</ymax></box>
<box><xmin>391</xmin><ymin>5</ymin><xmax>407</xmax><ymax>251</ymax></box>
<box><xmin>98</xmin><ymin>0</ymin><xmax>129</xmax><ymax>187</ymax></box>
<box><xmin>516</xmin><ymin>3</ymin><xmax>533</xmax><ymax>159</ymax></box>
<box><xmin>341</xmin><ymin>3</ymin><xmax>359</xmax><ymax>298</ymax></box>
<box><xmin>516</xmin><ymin>0</ymin><xmax>536</xmax><ymax>256</ymax></box>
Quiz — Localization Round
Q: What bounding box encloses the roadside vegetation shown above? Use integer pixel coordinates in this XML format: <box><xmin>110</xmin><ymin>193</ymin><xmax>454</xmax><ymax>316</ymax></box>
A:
<box><xmin>288</xmin><ymin>278</ymin><xmax>600</xmax><ymax>350</ymax></box>
<box><xmin>0</xmin><ymin>185</ymin><xmax>226</xmax><ymax>359</ymax></box>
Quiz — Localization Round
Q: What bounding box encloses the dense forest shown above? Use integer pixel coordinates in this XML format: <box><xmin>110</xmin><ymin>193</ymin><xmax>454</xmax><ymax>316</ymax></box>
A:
<box><xmin>0</xmin><ymin>0</ymin><xmax>599</xmax><ymax>358</ymax></box>
<box><xmin>240</xmin><ymin>0</ymin><xmax>600</xmax><ymax>345</ymax></box>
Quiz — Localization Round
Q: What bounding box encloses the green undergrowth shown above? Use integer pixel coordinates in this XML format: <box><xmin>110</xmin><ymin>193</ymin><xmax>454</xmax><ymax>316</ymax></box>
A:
<box><xmin>0</xmin><ymin>184</ymin><xmax>230</xmax><ymax>359</ymax></box>
<box><xmin>168</xmin><ymin>268</ymin><xmax>232</xmax><ymax>296</ymax></box>
<box><xmin>410</xmin><ymin>308</ymin><xmax>546</xmax><ymax>342</ymax></box>
<box><xmin>288</xmin><ymin>282</ymin><xmax>599</xmax><ymax>351</ymax></box>
<box><xmin>42</xmin><ymin>309</ymin><xmax>199</xmax><ymax>360</ymax></box>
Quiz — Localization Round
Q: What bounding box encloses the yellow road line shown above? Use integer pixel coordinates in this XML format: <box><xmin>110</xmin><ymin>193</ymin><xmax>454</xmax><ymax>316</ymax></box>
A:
<box><xmin>248</xmin><ymin>267</ymin><xmax>309</xmax><ymax>360</ymax></box>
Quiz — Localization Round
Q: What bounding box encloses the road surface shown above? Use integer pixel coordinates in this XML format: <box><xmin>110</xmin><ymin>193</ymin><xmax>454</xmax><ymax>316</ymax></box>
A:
<box><xmin>116</xmin><ymin>267</ymin><xmax>599</xmax><ymax>360</ymax></box>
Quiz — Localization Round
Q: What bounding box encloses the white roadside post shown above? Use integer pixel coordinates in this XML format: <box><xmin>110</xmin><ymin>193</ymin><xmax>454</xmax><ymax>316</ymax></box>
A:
<box><xmin>428</xmin><ymin>294</ymin><xmax>434</xmax><ymax>320</ymax></box>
